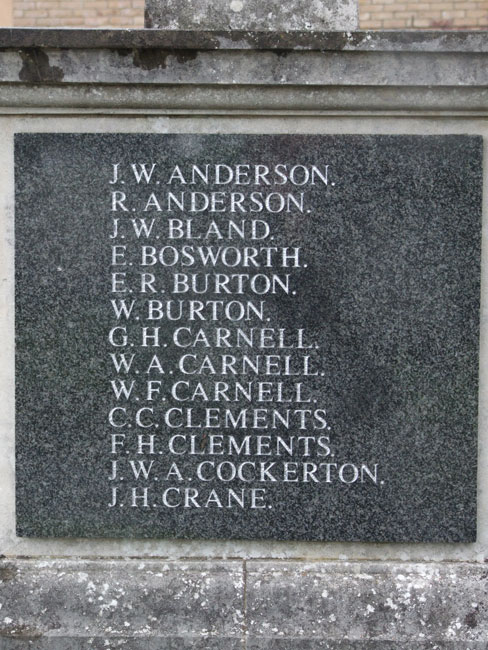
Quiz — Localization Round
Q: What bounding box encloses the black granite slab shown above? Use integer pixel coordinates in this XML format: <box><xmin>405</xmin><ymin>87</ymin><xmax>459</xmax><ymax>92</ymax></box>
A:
<box><xmin>15</xmin><ymin>133</ymin><xmax>481</xmax><ymax>541</ymax></box>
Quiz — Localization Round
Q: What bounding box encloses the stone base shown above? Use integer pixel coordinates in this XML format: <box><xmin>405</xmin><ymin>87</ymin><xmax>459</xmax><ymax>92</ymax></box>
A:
<box><xmin>0</xmin><ymin>559</ymin><xmax>487</xmax><ymax>648</ymax></box>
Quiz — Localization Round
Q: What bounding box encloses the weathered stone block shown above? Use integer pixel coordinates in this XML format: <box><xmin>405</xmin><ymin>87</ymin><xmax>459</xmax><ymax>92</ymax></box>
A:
<box><xmin>245</xmin><ymin>561</ymin><xmax>488</xmax><ymax>647</ymax></box>
<box><xmin>0</xmin><ymin>559</ymin><xmax>244</xmax><ymax>646</ymax></box>
<box><xmin>144</xmin><ymin>0</ymin><xmax>359</xmax><ymax>31</ymax></box>
<box><xmin>0</xmin><ymin>560</ymin><xmax>487</xmax><ymax>648</ymax></box>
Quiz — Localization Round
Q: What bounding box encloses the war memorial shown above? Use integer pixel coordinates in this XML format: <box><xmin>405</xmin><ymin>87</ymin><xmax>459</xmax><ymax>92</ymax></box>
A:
<box><xmin>0</xmin><ymin>0</ymin><xmax>487</xmax><ymax>645</ymax></box>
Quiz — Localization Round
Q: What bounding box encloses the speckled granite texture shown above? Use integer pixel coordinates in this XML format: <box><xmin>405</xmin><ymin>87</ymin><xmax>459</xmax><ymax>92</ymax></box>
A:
<box><xmin>15</xmin><ymin>133</ymin><xmax>481</xmax><ymax>541</ymax></box>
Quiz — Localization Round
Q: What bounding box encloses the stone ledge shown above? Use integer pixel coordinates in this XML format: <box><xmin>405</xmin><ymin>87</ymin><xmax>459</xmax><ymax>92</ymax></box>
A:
<box><xmin>0</xmin><ymin>30</ymin><xmax>486</xmax><ymax>97</ymax></box>
<box><xmin>0</xmin><ymin>28</ymin><xmax>487</xmax><ymax>52</ymax></box>
<box><xmin>1</xmin><ymin>84</ymin><xmax>488</xmax><ymax>113</ymax></box>
<box><xmin>0</xmin><ymin>49</ymin><xmax>487</xmax><ymax>88</ymax></box>
<box><xmin>0</xmin><ymin>559</ymin><xmax>486</xmax><ymax>647</ymax></box>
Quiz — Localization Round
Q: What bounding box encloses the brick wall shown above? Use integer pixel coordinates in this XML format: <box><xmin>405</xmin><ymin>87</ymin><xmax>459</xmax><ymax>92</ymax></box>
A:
<box><xmin>0</xmin><ymin>0</ymin><xmax>13</xmax><ymax>27</ymax></box>
<box><xmin>10</xmin><ymin>0</ymin><xmax>488</xmax><ymax>29</ymax></box>
<box><xmin>359</xmin><ymin>0</ymin><xmax>488</xmax><ymax>29</ymax></box>
<box><xmin>13</xmin><ymin>0</ymin><xmax>144</xmax><ymax>28</ymax></box>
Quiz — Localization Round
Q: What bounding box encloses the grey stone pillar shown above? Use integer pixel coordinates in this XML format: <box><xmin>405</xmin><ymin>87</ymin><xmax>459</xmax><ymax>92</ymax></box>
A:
<box><xmin>144</xmin><ymin>0</ymin><xmax>359</xmax><ymax>30</ymax></box>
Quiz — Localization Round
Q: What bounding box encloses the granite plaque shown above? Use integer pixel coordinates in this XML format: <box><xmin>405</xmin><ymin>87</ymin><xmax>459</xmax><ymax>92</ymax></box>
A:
<box><xmin>15</xmin><ymin>134</ymin><xmax>481</xmax><ymax>541</ymax></box>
